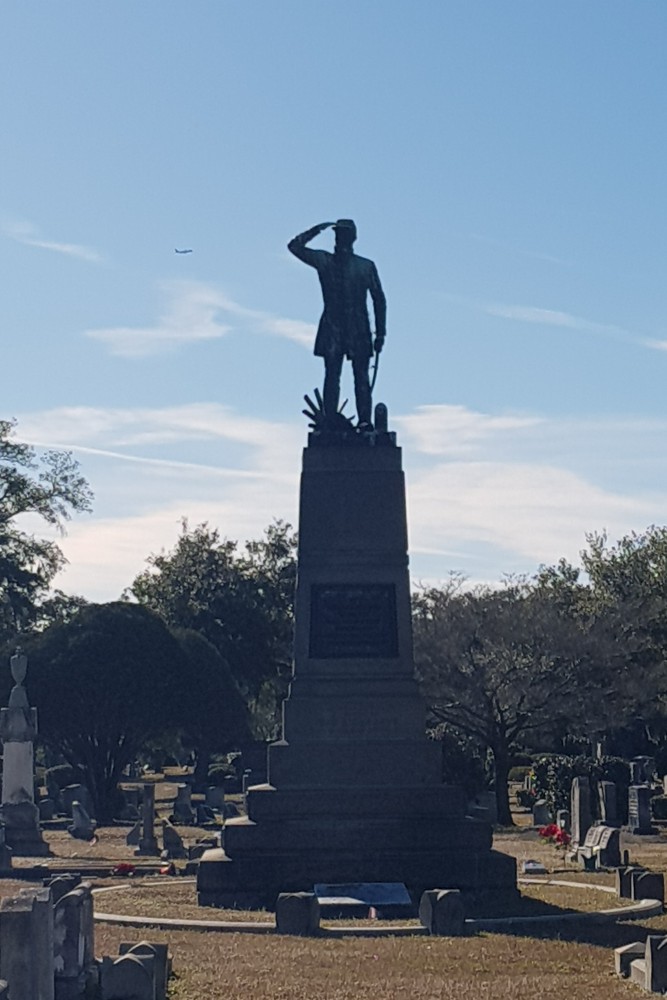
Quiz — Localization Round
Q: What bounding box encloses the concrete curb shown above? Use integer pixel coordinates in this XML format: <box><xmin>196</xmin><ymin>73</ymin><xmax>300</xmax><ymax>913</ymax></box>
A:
<box><xmin>93</xmin><ymin>876</ymin><xmax>662</xmax><ymax>936</ymax></box>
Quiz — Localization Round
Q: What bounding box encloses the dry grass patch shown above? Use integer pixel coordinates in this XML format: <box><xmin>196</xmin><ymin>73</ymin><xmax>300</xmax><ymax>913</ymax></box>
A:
<box><xmin>94</xmin><ymin>924</ymin><xmax>643</xmax><ymax>1000</ymax></box>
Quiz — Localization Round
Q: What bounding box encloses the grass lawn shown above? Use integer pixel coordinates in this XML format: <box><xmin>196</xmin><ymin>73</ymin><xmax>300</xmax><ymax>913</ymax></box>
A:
<box><xmin>9</xmin><ymin>793</ymin><xmax>667</xmax><ymax>998</ymax></box>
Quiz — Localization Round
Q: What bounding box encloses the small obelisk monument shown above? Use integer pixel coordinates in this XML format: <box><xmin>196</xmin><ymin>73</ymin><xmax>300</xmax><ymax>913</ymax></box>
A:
<box><xmin>0</xmin><ymin>649</ymin><xmax>50</xmax><ymax>855</ymax></box>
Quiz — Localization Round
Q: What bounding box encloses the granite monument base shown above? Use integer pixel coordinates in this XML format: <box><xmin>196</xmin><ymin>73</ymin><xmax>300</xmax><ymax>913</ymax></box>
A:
<box><xmin>197</xmin><ymin>435</ymin><xmax>517</xmax><ymax>911</ymax></box>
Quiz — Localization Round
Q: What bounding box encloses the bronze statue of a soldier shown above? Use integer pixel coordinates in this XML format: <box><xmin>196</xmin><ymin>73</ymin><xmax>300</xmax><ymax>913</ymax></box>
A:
<box><xmin>288</xmin><ymin>219</ymin><xmax>386</xmax><ymax>431</ymax></box>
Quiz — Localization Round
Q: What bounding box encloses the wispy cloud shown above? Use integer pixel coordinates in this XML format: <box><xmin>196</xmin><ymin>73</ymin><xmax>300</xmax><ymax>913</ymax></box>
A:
<box><xmin>484</xmin><ymin>302</ymin><xmax>632</xmax><ymax>341</ymax></box>
<box><xmin>14</xmin><ymin>401</ymin><xmax>667</xmax><ymax>599</ymax></box>
<box><xmin>84</xmin><ymin>281</ymin><xmax>232</xmax><ymax>357</ymax></box>
<box><xmin>469</xmin><ymin>232</ymin><xmax>571</xmax><ymax>267</ymax></box>
<box><xmin>395</xmin><ymin>404</ymin><xmax>542</xmax><ymax>457</ymax></box>
<box><xmin>3</xmin><ymin>220</ymin><xmax>102</xmax><ymax>263</ymax></box>
<box><xmin>84</xmin><ymin>281</ymin><xmax>315</xmax><ymax>358</ymax></box>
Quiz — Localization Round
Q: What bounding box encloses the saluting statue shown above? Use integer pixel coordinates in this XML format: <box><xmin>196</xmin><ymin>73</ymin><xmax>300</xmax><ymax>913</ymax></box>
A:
<box><xmin>288</xmin><ymin>220</ymin><xmax>386</xmax><ymax>431</ymax></box>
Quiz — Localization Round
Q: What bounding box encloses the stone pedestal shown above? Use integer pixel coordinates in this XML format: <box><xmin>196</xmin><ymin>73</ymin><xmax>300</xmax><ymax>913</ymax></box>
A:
<box><xmin>197</xmin><ymin>436</ymin><xmax>516</xmax><ymax>909</ymax></box>
<box><xmin>0</xmin><ymin>653</ymin><xmax>50</xmax><ymax>857</ymax></box>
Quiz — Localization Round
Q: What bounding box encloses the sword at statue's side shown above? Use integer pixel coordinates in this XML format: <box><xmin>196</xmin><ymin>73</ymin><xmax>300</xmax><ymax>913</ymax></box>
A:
<box><xmin>369</xmin><ymin>346</ymin><xmax>380</xmax><ymax>394</ymax></box>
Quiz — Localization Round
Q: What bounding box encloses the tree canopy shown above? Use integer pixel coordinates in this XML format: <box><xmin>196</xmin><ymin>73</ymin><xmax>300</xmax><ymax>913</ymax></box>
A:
<box><xmin>129</xmin><ymin>519</ymin><xmax>297</xmax><ymax>728</ymax></box>
<box><xmin>0</xmin><ymin>419</ymin><xmax>92</xmax><ymax>639</ymax></box>
<box><xmin>19</xmin><ymin>601</ymin><xmax>185</xmax><ymax>821</ymax></box>
<box><xmin>413</xmin><ymin>577</ymin><xmax>614</xmax><ymax>824</ymax></box>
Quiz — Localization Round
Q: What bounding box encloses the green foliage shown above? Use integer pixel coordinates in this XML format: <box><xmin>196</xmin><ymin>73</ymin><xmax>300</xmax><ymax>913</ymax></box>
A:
<box><xmin>413</xmin><ymin>577</ymin><xmax>608</xmax><ymax>824</ymax></box>
<box><xmin>0</xmin><ymin>419</ymin><xmax>92</xmax><ymax>640</ymax></box>
<box><xmin>508</xmin><ymin>765</ymin><xmax>532</xmax><ymax>782</ymax></box>
<box><xmin>129</xmin><ymin>519</ymin><xmax>296</xmax><ymax>706</ymax></box>
<box><xmin>20</xmin><ymin>601</ymin><xmax>185</xmax><ymax>821</ymax></box>
<box><xmin>531</xmin><ymin>754</ymin><xmax>630</xmax><ymax>816</ymax></box>
<box><xmin>429</xmin><ymin>723</ymin><xmax>488</xmax><ymax>798</ymax></box>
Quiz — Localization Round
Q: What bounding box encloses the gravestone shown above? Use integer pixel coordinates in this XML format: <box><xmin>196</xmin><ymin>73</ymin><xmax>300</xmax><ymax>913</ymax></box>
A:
<box><xmin>532</xmin><ymin>799</ymin><xmax>551</xmax><ymax>826</ymax></box>
<box><xmin>0</xmin><ymin>888</ymin><xmax>54</xmax><ymax>1000</ymax></box>
<box><xmin>556</xmin><ymin>809</ymin><xmax>570</xmax><ymax>832</ymax></box>
<box><xmin>628</xmin><ymin>785</ymin><xmax>653</xmax><ymax>834</ymax></box>
<box><xmin>632</xmin><ymin>870</ymin><xmax>665</xmax><ymax>903</ymax></box>
<box><xmin>0</xmin><ymin>650</ymin><xmax>50</xmax><ymax>856</ymax></box>
<box><xmin>61</xmin><ymin>784</ymin><xmax>94</xmax><ymax>819</ymax></box>
<box><xmin>571</xmin><ymin>776</ymin><xmax>592</xmax><ymax>847</ymax></box>
<box><xmin>171</xmin><ymin>784</ymin><xmax>195</xmax><ymax>825</ymax></box>
<box><xmin>206</xmin><ymin>786</ymin><xmax>226</xmax><ymax>812</ymax></box>
<box><xmin>419</xmin><ymin>888</ymin><xmax>466</xmax><ymax>936</ymax></box>
<box><xmin>578</xmin><ymin>825</ymin><xmax>621</xmax><ymax>869</ymax></box>
<box><xmin>38</xmin><ymin>798</ymin><xmax>55</xmax><ymax>821</ymax></box>
<box><xmin>135</xmin><ymin>783</ymin><xmax>159</xmax><ymax>856</ymax></box>
<box><xmin>598</xmin><ymin>781</ymin><xmax>620</xmax><ymax>827</ymax></box>
<box><xmin>68</xmin><ymin>801</ymin><xmax>96</xmax><ymax>840</ymax></box>
<box><xmin>53</xmin><ymin>882</ymin><xmax>95</xmax><ymax>999</ymax></box>
<box><xmin>644</xmin><ymin>935</ymin><xmax>667</xmax><ymax>993</ymax></box>
<box><xmin>161</xmin><ymin>819</ymin><xmax>187</xmax><ymax>859</ymax></box>
<box><xmin>616</xmin><ymin>865</ymin><xmax>645</xmax><ymax>899</ymax></box>
<box><xmin>119</xmin><ymin>941</ymin><xmax>171</xmax><ymax>1000</ymax></box>
<box><xmin>100</xmin><ymin>953</ymin><xmax>155</xmax><ymax>1000</ymax></box>
<box><xmin>0</xmin><ymin>828</ymin><xmax>12</xmax><ymax>874</ymax></box>
<box><xmin>197</xmin><ymin>394</ymin><xmax>516</xmax><ymax>909</ymax></box>
<box><xmin>125</xmin><ymin>820</ymin><xmax>141</xmax><ymax>847</ymax></box>
<box><xmin>275</xmin><ymin>892</ymin><xmax>320</xmax><ymax>936</ymax></box>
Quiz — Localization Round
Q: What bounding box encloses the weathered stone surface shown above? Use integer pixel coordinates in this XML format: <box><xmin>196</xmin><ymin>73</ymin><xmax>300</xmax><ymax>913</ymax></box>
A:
<box><xmin>628</xmin><ymin>785</ymin><xmax>653</xmax><ymax>834</ymax></box>
<box><xmin>570</xmin><ymin>777</ymin><xmax>591</xmax><ymax>847</ymax></box>
<box><xmin>632</xmin><ymin>870</ymin><xmax>665</xmax><ymax>903</ymax></box>
<box><xmin>100</xmin><ymin>953</ymin><xmax>155</xmax><ymax>1000</ymax></box>
<box><xmin>119</xmin><ymin>941</ymin><xmax>171</xmax><ymax>1000</ymax></box>
<box><xmin>646</xmin><ymin>935</ymin><xmax>667</xmax><ymax>993</ymax></box>
<box><xmin>136</xmin><ymin>783</ymin><xmax>159</xmax><ymax>856</ymax></box>
<box><xmin>275</xmin><ymin>892</ymin><xmax>320</xmax><ymax>936</ymax></box>
<box><xmin>419</xmin><ymin>889</ymin><xmax>466</xmax><ymax>936</ymax></box>
<box><xmin>0</xmin><ymin>888</ymin><xmax>54</xmax><ymax>1000</ymax></box>
<box><xmin>126</xmin><ymin>820</ymin><xmax>141</xmax><ymax>846</ymax></box>
<box><xmin>54</xmin><ymin>883</ymin><xmax>95</xmax><ymax>998</ymax></box>
<box><xmin>198</xmin><ymin>442</ymin><xmax>517</xmax><ymax>909</ymax></box>
<box><xmin>68</xmin><ymin>800</ymin><xmax>96</xmax><ymax>840</ymax></box>
<box><xmin>615</xmin><ymin>941</ymin><xmax>645</xmax><ymax>977</ymax></box>
<box><xmin>161</xmin><ymin>819</ymin><xmax>187</xmax><ymax>859</ymax></box>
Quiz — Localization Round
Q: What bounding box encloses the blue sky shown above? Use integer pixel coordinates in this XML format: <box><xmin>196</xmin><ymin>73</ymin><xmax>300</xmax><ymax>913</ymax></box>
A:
<box><xmin>3</xmin><ymin>2</ymin><xmax>667</xmax><ymax>600</ymax></box>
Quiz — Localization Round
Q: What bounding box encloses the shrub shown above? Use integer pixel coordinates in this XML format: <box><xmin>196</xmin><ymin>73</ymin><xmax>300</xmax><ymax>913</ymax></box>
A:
<box><xmin>532</xmin><ymin>754</ymin><xmax>630</xmax><ymax>819</ymax></box>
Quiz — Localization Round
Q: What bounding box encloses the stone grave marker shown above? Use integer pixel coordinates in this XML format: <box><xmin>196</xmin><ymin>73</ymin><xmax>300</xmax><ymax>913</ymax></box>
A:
<box><xmin>135</xmin><ymin>783</ymin><xmax>159</xmax><ymax>856</ymax></box>
<box><xmin>69</xmin><ymin>800</ymin><xmax>96</xmax><ymax>840</ymax></box>
<box><xmin>171</xmin><ymin>784</ymin><xmax>195</xmax><ymax>825</ymax></box>
<box><xmin>0</xmin><ymin>888</ymin><xmax>54</xmax><ymax>1000</ymax></box>
<box><xmin>598</xmin><ymin>781</ymin><xmax>620</xmax><ymax>826</ymax></box>
<box><xmin>100</xmin><ymin>953</ymin><xmax>155</xmax><ymax>1000</ymax></box>
<box><xmin>556</xmin><ymin>809</ymin><xmax>570</xmax><ymax>832</ymax></box>
<box><xmin>419</xmin><ymin>889</ymin><xmax>466</xmax><ymax>936</ymax></box>
<box><xmin>532</xmin><ymin>799</ymin><xmax>551</xmax><ymax>826</ymax></box>
<box><xmin>571</xmin><ymin>776</ymin><xmax>592</xmax><ymax>847</ymax></box>
<box><xmin>61</xmin><ymin>784</ymin><xmax>95</xmax><ymax>819</ymax></box>
<box><xmin>119</xmin><ymin>941</ymin><xmax>171</xmax><ymax>1000</ymax></box>
<box><xmin>628</xmin><ymin>785</ymin><xmax>653</xmax><ymax>834</ymax></box>
<box><xmin>206</xmin><ymin>786</ymin><xmax>225</xmax><ymax>812</ymax></box>
<box><xmin>53</xmin><ymin>882</ymin><xmax>95</xmax><ymax>999</ymax></box>
<box><xmin>161</xmin><ymin>818</ymin><xmax>187</xmax><ymax>859</ymax></box>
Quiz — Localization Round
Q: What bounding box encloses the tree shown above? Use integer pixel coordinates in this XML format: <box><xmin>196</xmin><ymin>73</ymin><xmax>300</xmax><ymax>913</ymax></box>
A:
<box><xmin>18</xmin><ymin>602</ymin><xmax>185</xmax><ymax>821</ymax></box>
<box><xmin>129</xmin><ymin>519</ymin><xmax>296</xmax><ymax>728</ymax></box>
<box><xmin>413</xmin><ymin>579</ymin><xmax>611</xmax><ymax>825</ymax></box>
<box><xmin>173</xmin><ymin>628</ymin><xmax>250</xmax><ymax>789</ymax></box>
<box><xmin>0</xmin><ymin>419</ymin><xmax>92</xmax><ymax>639</ymax></box>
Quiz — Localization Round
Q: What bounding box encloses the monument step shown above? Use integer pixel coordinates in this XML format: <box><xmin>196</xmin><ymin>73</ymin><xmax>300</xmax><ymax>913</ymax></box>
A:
<box><xmin>222</xmin><ymin>814</ymin><xmax>493</xmax><ymax>855</ymax></box>
<box><xmin>267</xmin><ymin>738</ymin><xmax>441</xmax><ymax>788</ymax></box>
<box><xmin>197</xmin><ymin>846</ymin><xmax>517</xmax><ymax>907</ymax></box>
<box><xmin>245</xmin><ymin>783</ymin><xmax>466</xmax><ymax>820</ymax></box>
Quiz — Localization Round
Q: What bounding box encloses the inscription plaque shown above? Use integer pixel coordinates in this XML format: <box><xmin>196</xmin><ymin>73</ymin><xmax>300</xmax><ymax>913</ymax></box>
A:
<box><xmin>309</xmin><ymin>584</ymin><xmax>398</xmax><ymax>659</ymax></box>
